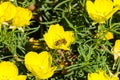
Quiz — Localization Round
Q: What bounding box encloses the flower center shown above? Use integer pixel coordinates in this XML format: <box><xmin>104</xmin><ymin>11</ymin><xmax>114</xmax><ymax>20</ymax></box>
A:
<box><xmin>55</xmin><ymin>39</ymin><xmax>67</xmax><ymax>46</ymax></box>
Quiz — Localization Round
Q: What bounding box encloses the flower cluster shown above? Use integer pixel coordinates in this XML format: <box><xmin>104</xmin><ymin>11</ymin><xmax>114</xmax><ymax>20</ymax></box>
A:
<box><xmin>86</xmin><ymin>0</ymin><xmax>120</xmax><ymax>41</ymax></box>
<box><xmin>86</xmin><ymin>0</ymin><xmax>120</xmax><ymax>61</ymax></box>
<box><xmin>0</xmin><ymin>51</ymin><xmax>58</xmax><ymax>80</ymax></box>
<box><xmin>1</xmin><ymin>0</ymin><xmax>120</xmax><ymax>80</ymax></box>
<box><xmin>85</xmin><ymin>0</ymin><xmax>120</xmax><ymax>79</ymax></box>
<box><xmin>24</xmin><ymin>24</ymin><xmax>75</xmax><ymax>79</ymax></box>
<box><xmin>0</xmin><ymin>1</ymin><xmax>32</xmax><ymax>28</ymax></box>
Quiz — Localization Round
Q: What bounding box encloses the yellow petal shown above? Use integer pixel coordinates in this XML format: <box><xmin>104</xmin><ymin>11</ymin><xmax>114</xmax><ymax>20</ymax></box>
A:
<box><xmin>48</xmin><ymin>24</ymin><xmax>65</xmax><ymax>34</ymax></box>
<box><xmin>86</xmin><ymin>0</ymin><xmax>117</xmax><ymax>23</ymax></box>
<box><xmin>88</xmin><ymin>70</ymin><xmax>109</xmax><ymax>80</ymax></box>
<box><xmin>35</xmin><ymin>66</ymin><xmax>57</xmax><ymax>79</ymax></box>
<box><xmin>25</xmin><ymin>51</ymin><xmax>41</xmax><ymax>72</ymax></box>
<box><xmin>38</xmin><ymin>51</ymin><xmax>52</xmax><ymax>72</ymax></box>
<box><xmin>0</xmin><ymin>61</ymin><xmax>18</xmax><ymax>77</ymax></box>
<box><xmin>94</xmin><ymin>0</ymin><xmax>113</xmax><ymax>15</ymax></box>
<box><xmin>16</xmin><ymin>75</ymin><xmax>27</xmax><ymax>80</ymax></box>
<box><xmin>43</xmin><ymin>33</ymin><xmax>56</xmax><ymax>49</ymax></box>
<box><xmin>105</xmin><ymin>7</ymin><xmax>119</xmax><ymax>20</ymax></box>
<box><xmin>86</xmin><ymin>0</ymin><xmax>105</xmax><ymax>23</ymax></box>
<box><xmin>64</xmin><ymin>31</ymin><xmax>74</xmax><ymax>47</ymax></box>
<box><xmin>114</xmin><ymin>0</ymin><xmax>120</xmax><ymax>9</ymax></box>
<box><xmin>12</xmin><ymin>7</ymin><xmax>32</xmax><ymax>27</ymax></box>
<box><xmin>0</xmin><ymin>2</ymin><xmax>16</xmax><ymax>23</ymax></box>
<box><xmin>86</xmin><ymin>0</ymin><xmax>96</xmax><ymax>15</ymax></box>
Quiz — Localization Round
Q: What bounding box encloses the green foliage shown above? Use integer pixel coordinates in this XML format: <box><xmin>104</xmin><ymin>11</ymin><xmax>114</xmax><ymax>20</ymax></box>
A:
<box><xmin>0</xmin><ymin>0</ymin><xmax>120</xmax><ymax>80</ymax></box>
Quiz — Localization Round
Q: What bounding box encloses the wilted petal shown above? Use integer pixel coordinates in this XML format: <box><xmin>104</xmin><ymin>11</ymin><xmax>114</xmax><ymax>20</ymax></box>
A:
<box><xmin>88</xmin><ymin>70</ymin><xmax>109</xmax><ymax>80</ymax></box>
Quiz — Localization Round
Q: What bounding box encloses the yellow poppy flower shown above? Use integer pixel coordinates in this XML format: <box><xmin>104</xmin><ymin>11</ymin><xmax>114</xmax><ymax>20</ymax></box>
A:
<box><xmin>12</xmin><ymin>7</ymin><xmax>32</xmax><ymax>27</ymax></box>
<box><xmin>112</xmin><ymin>40</ymin><xmax>120</xmax><ymax>61</ymax></box>
<box><xmin>43</xmin><ymin>24</ymin><xmax>75</xmax><ymax>50</ymax></box>
<box><xmin>25</xmin><ymin>51</ymin><xmax>57</xmax><ymax>79</ymax></box>
<box><xmin>88</xmin><ymin>70</ymin><xmax>119</xmax><ymax>80</ymax></box>
<box><xmin>0</xmin><ymin>2</ymin><xmax>16</xmax><ymax>23</ymax></box>
<box><xmin>86</xmin><ymin>0</ymin><xmax>118</xmax><ymax>23</ymax></box>
<box><xmin>0</xmin><ymin>61</ymin><xmax>26</xmax><ymax>80</ymax></box>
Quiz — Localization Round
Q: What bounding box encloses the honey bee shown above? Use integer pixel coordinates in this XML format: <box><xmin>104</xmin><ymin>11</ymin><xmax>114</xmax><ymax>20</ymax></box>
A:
<box><xmin>55</xmin><ymin>39</ymin><xmax>67</xmax><ymax>46</ymax></box>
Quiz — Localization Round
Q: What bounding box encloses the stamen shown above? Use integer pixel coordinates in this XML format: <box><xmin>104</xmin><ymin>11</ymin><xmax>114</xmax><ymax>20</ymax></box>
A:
<box><xmin>55</xmin><ymin>39</ymin><xmax>67</xmax><ymax>46</ymax></box>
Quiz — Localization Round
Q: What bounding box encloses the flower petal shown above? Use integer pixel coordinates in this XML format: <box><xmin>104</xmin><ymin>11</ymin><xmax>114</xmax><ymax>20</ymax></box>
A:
<box><xmin>0</xmin><ymin>2</ymin><xmax>16</xmax><ymax>23</ymax></box>
<box><xmin>12</xmin><ymin>7</ymin><xmax>32</xmax><ymax>27</ymax></box>
<box><xmin>16</xmin><ymin>75</ymin><xmax>27</xmax><ymax>80</ymax></box>
<box><xmin>0</xmin><ymin>61</ymin><xmax>18</xmax><ymax>77</ymax></box>
<box><xmin>38</xmin><ymin>51</ymin><xmax>52</xmax><ymax>72</ymax></box>
<box><xmin>35</xmin><ymin>66</ymin><xmax>57</xmax><ymax>79</ymax></box>
<box><xmin>25</xmin><ymin>51</ymin><xmax>41</xmax><ymax>72</ymax></box>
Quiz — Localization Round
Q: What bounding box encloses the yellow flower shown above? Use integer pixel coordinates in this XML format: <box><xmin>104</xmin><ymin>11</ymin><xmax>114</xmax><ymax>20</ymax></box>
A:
<box><xmin>104</xmin><ymin>32</ymin><xmax>114</xmax><ymax>40</ymax></box>
<box><xmin>0</xmin><ymin>61</ymin><xmax>26</xmax><ymax>80</ymax></box>
<box><xmin>25</xmin><ymin>51</ymin><xmax>57</xmax><ymax>79</ymax></box>
<box><xmin>112</xmin><ymin>40</ymin><xmax>120</xmax><ymax>61</ymax></box>
<box><xmin>0</xmin><ymin>2</ymin><xmax>16</xmax><ymax>23</ymax></box>
<box><xmin>88</xmin><ymin>70</ymin><xmax>109</xmax><ymax>80</ymax></box>
<box><xmin>43</xmin><ymin>24</ymin><xmax>75</xmax><ymax>50</ymax></box>
<box><xmin>95</xmin><ymin>31</ymin><xmax>114</xmax><ymax>40</ymax></box>
<box><xmin>12</xmin><ymin>7</ymin><xmax>32</xmax><ymax>27</ymax></box>
<box><xmin>88</xmin><ymin>70</ymin><xmax>119</xmax><ymax>80</ymax></box>
<box><xmin>86</xmin><ymin>0</ymin><xmax>118</xmax><ymax>23</ymax></box>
